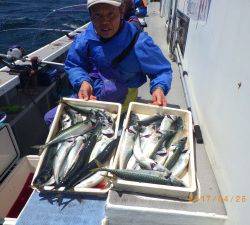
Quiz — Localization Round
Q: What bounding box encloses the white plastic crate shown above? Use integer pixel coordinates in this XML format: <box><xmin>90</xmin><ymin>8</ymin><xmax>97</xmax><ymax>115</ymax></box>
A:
<box><xmin>32</xmin><ymin>97</ymin><xmax>122</xmax><ymax>195</ymax></box>
<box><xmin>112</xmin><ymin>102</ymin><xmax>196</xmax><ymax>200</ymax></box>
<box><xmin>0</xmin><ymin>155</ymin><xmax>39</xmax><ymax>222</ymax></box>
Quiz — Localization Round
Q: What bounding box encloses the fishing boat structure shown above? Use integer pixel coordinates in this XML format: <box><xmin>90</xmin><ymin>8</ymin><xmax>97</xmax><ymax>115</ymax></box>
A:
<box><xmin>0</xmin><ymin>1</ymin><xmax>249</xmax><ymax>225</ymax></box>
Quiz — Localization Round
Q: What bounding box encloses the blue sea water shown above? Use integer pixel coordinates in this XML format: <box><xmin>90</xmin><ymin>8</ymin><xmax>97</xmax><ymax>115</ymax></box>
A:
<box><xmin>0</xmin><ymin>0</ymin><xmax>89</xmax><ymax>55</ymax></box>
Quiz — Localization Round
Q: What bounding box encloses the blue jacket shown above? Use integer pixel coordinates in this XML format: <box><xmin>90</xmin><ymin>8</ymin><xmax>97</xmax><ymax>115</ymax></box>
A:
<box><xmin>65</xmin><ymin>21</ymin><xmax>172</xmax><ymax>97</ymax></box>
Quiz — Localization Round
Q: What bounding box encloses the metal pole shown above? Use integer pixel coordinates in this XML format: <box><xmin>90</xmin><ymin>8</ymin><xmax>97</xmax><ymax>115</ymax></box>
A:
<box><xmin>175</xmin><ymin>45</ymin><xmax>203</xmax><ymax>144</ymax></box>
<box><xmin>38</xmin><ymin>60</ymin><xmax>64</xmax><ymax>67</ymax></box>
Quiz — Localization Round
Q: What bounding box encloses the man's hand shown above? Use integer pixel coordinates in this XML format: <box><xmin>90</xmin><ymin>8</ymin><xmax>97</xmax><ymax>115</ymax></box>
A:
<box><xmin>152</xmin><ymin>88</ymin><xmax>167</xmax><ymax>106</ymax></box>
<box><xmin>78</xmin><ymin>81</ymin><xmax>97</xmax><ymax>100</ymax></box>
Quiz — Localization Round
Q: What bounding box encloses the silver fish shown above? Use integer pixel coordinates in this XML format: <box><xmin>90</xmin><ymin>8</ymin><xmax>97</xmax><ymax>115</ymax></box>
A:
<box><xmin>94</xmin><ymin>168</ymin><xmax>184</xmax><ymax>187</ymax></box>
<box><xmin>138</xmin><ymin>114</ymin><xmax>164</xmax><ymax>126</ymax></box>
<box><xmin>158</xmin><ymin>144</ymin><xmax>176</xmax><ymax>165</ymax></box>
<box><xmin>133</xmin><ymin>135</ymin><xmax>171</xmax><ymax>175</ymax></box>
<box><xmin>164</xmin><ymin>137</ymin><xmax>187</xmax><ymax>170</ymax></box>
<box><xmin>119</xmin><ymin>128</ymin><xmax>137</xmax><ymax>169</ymax></box>
<box><xmin>59</xmin><ymin>136</ymin><xmax>85</xmax><ymax>180</ymax></box>
<box><xmin>61</xmin><ymin>113</ymin><xmax>72</xmax><ymax>130</ymax></box>
<box><xmin>75</xmin><ymin>161</ymin><xmax>109</xmax><ymax>188</ymax></box>
<box><xmin>171</xmin><ymin>151</ymin><xmax>190</xmax><ymax>178</ymax></box>
<box><xmin>65</xmin><ymin>106</ymin><xmax>84</xmax><ymax>124</ymax></box>
<box><xmin>140</xmin><ymin>125</ymin><xmax>160</xmax><ymax>157</ymax></box>
<box><xmin>53</xmin><ymin>139</ymin><xmax>75</xmax><ymax>184</ymax></box>
<box><xmin>89</xmin><ymin>134</ymin><xmax>113</xmax><ymax>162</ymax></box>
<box><xmin>34</xmin><ymin>120</ymin><xmax>95</xmax><ymax>149</ymax></box>
<box><xmin>159</xmin><ymin>115</ymin><xmax>176</xmax><ymax>133</ymax></box>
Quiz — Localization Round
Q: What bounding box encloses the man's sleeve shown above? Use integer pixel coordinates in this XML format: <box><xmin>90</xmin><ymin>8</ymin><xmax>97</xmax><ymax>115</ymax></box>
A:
<box><xmin>64</xmin><ymin>35</ymin><xmax>92</xmax><ymax>92</ymax></box>
<box><xmin>135</xmin><ymin>33</ymin><xmax>172</xmax><ymax>95</ymax></box>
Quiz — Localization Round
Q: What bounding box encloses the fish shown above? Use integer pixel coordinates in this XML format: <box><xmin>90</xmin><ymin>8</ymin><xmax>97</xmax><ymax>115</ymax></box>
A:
<box><xmin>157</xmin><ymin>144</ymin><xmax>176</xmax><ymax>165</ymax></box>
<box><xmin>33</xmin><ymin>120</ymin><xmax>95</xmax><ymax>149</ymax></box>
<box><xmin>53</xmin><ymin>139</ymin><xmax>75</xmax><ymax>184</ymax></box>
<box><xmin>159</xmin><ymin>115</ymin><xmax>176</xmax><ymax>133</ymax></box>
<box><xmin>63</xmin><ymin>136</ymin><xmax>120</xmax><ymax>189</ymax></box>
<box><xmin>150</xmin><ymin>130</ymin><xmax>177</xmax><ymax>159</ymax></box>
<box><xmin>95</xmin><ymin>110</ymin><xmax>115</xmax><ymax>136</ymax></box>
<box><xmin>59</xmin><ymin>136</ymin><xmax>85</xmax><ymax>180</ymax></box>
<box><xmin>74</xmin><ymin>161</ymin><xmax>109</xmax><ymax>189</ymax></box>
<box><xmin>127</xmin><ymin>112</ymin><xmax>140</xmax><ymax>132</ymax></box>
<box><xmin>65</xmin><ymin>101</ymin><xmax>116</xmax><ymax>135</ymax></box>
<box><xmin>171</xmin><ymin>151</ymin><xmax>190</xmax><ymax>178</ymax></box>
<box><xmin>154</xmin><ymin>146</ymin><xmax>169</xmax><ymax>163</ymax></box>
<box><xmin>126</xmin><ymin>124</ymin><xmax>159</xmax><ymax>170</ymax></box>
<box><xmin>60</xmin><ymin>113</ymin><xmax>72</xmax><ymax>130</ymax></box>
<box><xmin>64</xmin><ymin>106</ymin><xmax>84</xmax><ymax>124</ymax></box>
<box><xmin>140</xmin><ymin>124</ymin><xmax>160</xmax><ymax>157</ymax></box>
<box><xmin>74</xmin><ymin>171</ymin><xmax>107</xmax><ymax>189</ymax></box>
<box><xmin>171</xmin><ymin>116</ymin><xmax>184</xmax><ymax>131</ymax></box>
<box><xmin>59</xmin><ymin>127</ymin><xmax>101</xmax><ymax>187</ymax></box>
<box><xmin>138</xmin><ymin>113</ymin><xmax>164</xmax><ymax>127</ymax></box>
<box><xmin>33</xmin><ymin>144</ymin><xmax>59</xmax><ymax>187</ymax></box>
<box><xmin>89</xmin><ymin>134</ymin><xmax>113</xmax><ymax>162</ymax></box>
<box><xmin>126</xmin><ymin>154</ymin><xmax>137</xmax><ymax>170</ymax></box>
<box><xmin>63</xmin><ymin>101</ymin><xmax>98</xmax><ymax>116</ymax></box>
<box><xmin>133</xmin><ymin>134</ymin><xmax>171</xmax><ymax>175</ymax></box>
<box><xmin>164</xmin><ymin>137</ymin><xmax>188</xmax><ymax>170</ymax></box>
<box><xmin>119</xmin><ymin>129</ymin><xmax>137</xmax><ymax>169</ymax></box>
<box><xmin>93</xmin><ymin>168</ymin><xmax>185</xmax><ymax>187</ymax></box>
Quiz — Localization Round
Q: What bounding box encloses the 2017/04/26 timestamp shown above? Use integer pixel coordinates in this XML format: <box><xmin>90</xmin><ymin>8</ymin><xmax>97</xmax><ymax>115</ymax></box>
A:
<box><xmin>189</xmin><ymin>195</ymin><xmax>247</xmax><ymax>203</ymax></box>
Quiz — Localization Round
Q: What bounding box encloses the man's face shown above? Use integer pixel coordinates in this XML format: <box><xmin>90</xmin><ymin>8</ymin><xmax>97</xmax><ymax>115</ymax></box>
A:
<box><xmin>90</xmin><ymin>3</ymin><xmax>123</xmax><ymax>39</ymax></box>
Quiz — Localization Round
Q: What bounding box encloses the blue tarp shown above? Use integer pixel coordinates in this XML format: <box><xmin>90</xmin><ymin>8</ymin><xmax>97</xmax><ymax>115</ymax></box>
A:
<box><xmin>16</xmin><ymin>191</ymin><xmax>106</xmax><ymax>225</ymax></box>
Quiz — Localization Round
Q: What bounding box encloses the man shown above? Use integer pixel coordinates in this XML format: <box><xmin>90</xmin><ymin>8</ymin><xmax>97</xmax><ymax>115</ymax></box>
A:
<box><xmin>44</xmin><ymin>0</ymin><xmax>172</xmax><ymax>125</ymax></box>
<box><xmin>134</xmin><ymin>0</ymin><xmax>147</xmax><ymax>17</ymax></box>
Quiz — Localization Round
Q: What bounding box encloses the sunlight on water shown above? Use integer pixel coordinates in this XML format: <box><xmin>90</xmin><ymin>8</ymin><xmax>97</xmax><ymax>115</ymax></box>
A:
<box><xmin>0</xmin><ymin>0</ymin><xmax>89</xmax><ymax>54</ymax></box>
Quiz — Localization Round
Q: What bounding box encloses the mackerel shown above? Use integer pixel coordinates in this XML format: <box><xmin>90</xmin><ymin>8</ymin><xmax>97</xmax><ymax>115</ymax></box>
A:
<box><xmin>138</xmin><ymin>114</ymin><xmax>164</xmax><ymax>126</ymax></box>
<box><xmin>133</xmin><ymin>134</ymin><xmax>171</xmax><ymax>175</ymax></box>
<box><xmin>53</xmin><ymin>139</ymin><xmax>75</xmax><ymax>184</ymax></box>
<box><xmin>171</xmin><ymin>116</ymin><xmax>184</xmax><ymax>131</ymax></box>
<box><xmin>75</xmin><ymin>161</ymin><xmax>109</xmax><ymax>188</ymax></box>
<box><xmin>119</xmin><ymin>129</ymin><xmax>137</xmax><ymax>169</ymax></box>
<box><xmin>60</xmin><ymin>129</ymin><xmax>101</xmax><ymax>186</ymax></box>
<box><xmin>33</xmin><ymin>144</ymin><xmax>58</xmax><ymax>187</ymax></box>
<box><xmin>63</xmin><ymin>136</ymin><xmax>120</xmax><ymax>189</ymax></box>
<box><xmin>89</xmin><ymin>134</ymin><xmax>112</xmax><ymax>162</ymax></box>
<box><xmin>164</xmin><ymin>137</ymin><xmax>187</xmax><ymax>170</ymax></box>
<box><xmin>64</xmin><ymin>106</ymin><xmax>83</xmax><ymax>124</ymax></box>
<box><xmin>150</xmin><ymin>130</ymin><xmax>177</xmax><ymax>159</ymax></box>
<box><xmin>59</xmin><ymin>136</ymin><xmax>85</xmax><ymax>180</ymax></box>
<box><xmin>171</xmin><ymin>151</ymin><xmax>190</xmax><ymax>178</ymax></box>
<box><xmin>159</xmin><ymin>115</ymin><xmax>176</xmax><ymax>133</ymax></box>
<box><xmin>94</xmin><ymin>168</ymin><xmax>185</xmax><ymax>187</ymax></box>
<box><xmin>34</xmin><ymin>120</ymin><xmax>94</xmax><ymax>149</ymax></box>
<box><xmin>61</xmin><ymin>113</ymin><xmax>72</xmax><ymax>130</ymax></box>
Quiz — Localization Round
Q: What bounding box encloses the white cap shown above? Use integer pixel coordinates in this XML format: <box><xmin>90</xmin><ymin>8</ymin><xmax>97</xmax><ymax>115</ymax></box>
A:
<box><xmin>87</xmin><ymin>0</ymin><xmax>122</xmax><ymax>8</ymax></box>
